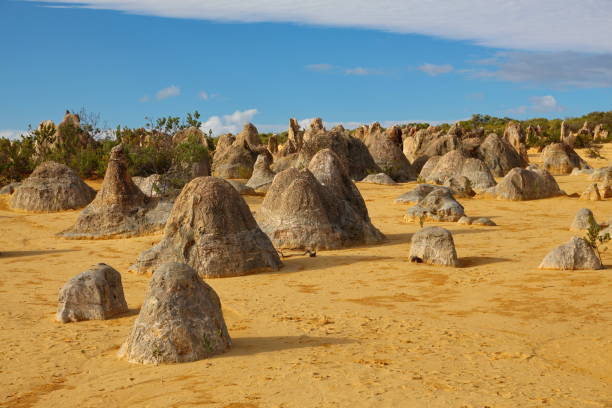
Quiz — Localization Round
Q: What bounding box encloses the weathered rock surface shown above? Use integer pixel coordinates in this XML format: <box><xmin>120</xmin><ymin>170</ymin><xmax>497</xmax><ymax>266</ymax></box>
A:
<box><xmin>363</xmin><ymin>123</ymin><xmax>415</xmax><ymax>181</ymax></box>
<box><xmin>405</xmin><ymin>188</ymin><xmax>465</xmax><ymax>222</ymax></box>
<box><xmin>212</xmin><ymin>138</ymin><xmax>257</xmax><ymax>179</ymax></box>
<box><xmin>257</xmin><ymin>149</ymin><xmax>384</xmax><ymax>250</ymax></box>
<box><xmin>570</xmin><ymin>208</ymin><xmax>596</xmax><ymax>231</ymax></box>
<box><xmin>0</xmin><ymin>182</ymin><xmax>21</xmax><ymax>195</ymax></box>
<box><xmin>132</xmin><ymin>177</ymin><xmax>282</xmax><ymax>278</ymax></box>
<box><xmin>541</xmin><ymin>143</ymin><xmax>590</xmax><ymax>175</ymax></box>
<box><xmin>10</xmin><ymin>161</ymin><xmax>95</xmax><ymax>212</ymax></box>
<box><xmin>487</xmin><ymin>167</ymin><xmax>563</xmax><ymax>200</ymax></box>
<box><xmin>457</xmin><ymin>216</ymin><xmax>497</xmax><ymax>226</ymax></box>
<box><xmin>56</xmin><ymin>263</ymin><xmax>128</xmax><ymax>323</ymax></box>
<box><xmin>477</xmin><ymin>133</ymin><xmax>527</xmax><ymax>177</ymax></box>
<box><xmin>590</xmin><ymin>166</ymin><xmax>612</xmax><ymax>182</ymax></box>
<box><xmin>409</xmin><ymin>226</ymin><xmax>459</xmax><ymax>267</ymax></box>
<box><xmin>118</xmin><ymin>262</ymin><xmax>231</xmax><ymax>364</ymax></box>
<box><xmin>539</xmin><ymin>237</ymin><xmax>602</xmax><ymax>270</ymax></box>
<box><xmin>442</xmin><ymin>176</ymin><xmax>476</xmax><ymax>198</ymax></box>
<box><xmin>419</xmin><ymin>150</ymin><xmax>496</xmax><ymax>191</ymax></box>
<box><xmin>60</xmin><ymin>145</ymin><xmax>171</xmax><ymax>239</ymax></box>
<box><xmin>245</xmin><ymin>154</ymin><xmax>275</xmax><ymax>192</ymax></box>
<box><xmin>360</xmin><ymin>173</ymin><xmax>398</xmax><ymax>185</ymax></box>
<box><xmin>296</xmin><ymin>119</ymin><xmax>380</xmax><ymax>180</ymax></box>
<box><xmin>503</xmin><ymin>121</ymin><xmax>528</xmax><ymax>160</ymax></box>
<box><xmin>580</xmin><ymin>184</ymin><xmax>602</xmax><ymax>201</ymax></box>
<box><xmin>132</xmin><ymin>174</ymin><xmax>167</xmax><ymax>198</ymax></box>
<box><xmin>394</xmin><ymin>184</ymin><xmax>448</xmax><ymax>204</ymax></box>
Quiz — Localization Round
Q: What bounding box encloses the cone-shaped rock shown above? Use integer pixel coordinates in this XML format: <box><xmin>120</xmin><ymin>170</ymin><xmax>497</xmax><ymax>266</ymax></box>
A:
<box><xmin>541</xmin><ymin>143</ymin><xmax>590</xmax><ymax>175</ymax></box>
<box><xmin>56</xmin><ymin>263</ymin><xmax>128</xmax><ymax>323</ymax></box>
<box><xmin>257</xmin><ymin>149</ymin><xmax>384</xmax><ymax>250</ymax></box>
<box><xmin>245</xmin><ymin>154</ymin><xmax>275</xmax><ymax>192</ymax></box>
<box><xmin>419</xmin><ymin>150</ymin><xmax>496</xmax><ymax>192</ymax></box>
<box><xmin>477</xmin><ymin>133</ymin><xmax>527</xmax><ymax>177</ymax></box>
<box><xmin>10</xmin><ymin>161</ymin><xmax>95</xmax><ymax>212</ymax></box>
<box><xmin>580</xmin><ymin>183</ymin><xmax>601</xmax><ymax>201</ymax></box>
<box><xmin>60</xmin><ymin>145</ymin><xmax>171</xmax><ymax>239</ymax></box>
<box><xmin>409</xmin><ymin>227</ymin><xmax>459</xmax><ymax>267</ymax></box>
<box><xmin>486</xmin><ymin>167</ymin><xmax>563</xmax><ymax>201</ymax></box>
<box><xmin>132</xmin><ymin>177</ymin><xmax>282</xmax><ymax>278</ymax></box>
<box><xmin>363</xmin><ymin>123</ymin><xmax>415</xmax><ymax>181</ymax></box>
<box><xmin>539</xmin><ymin>237</ymin><xmax>602</xmax><ymax>270</ymax></box>
<box><xmin>118</xmin><ymin>262</ymin><xmax>231</xmax><ymax>364</ymax></box>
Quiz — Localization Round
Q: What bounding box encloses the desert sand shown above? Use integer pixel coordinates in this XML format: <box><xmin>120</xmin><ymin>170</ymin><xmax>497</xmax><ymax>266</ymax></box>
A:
<box><xmin>1</xmin><ymin>147</ymin><xmax>611</xmax><ymax>408</ymax></box>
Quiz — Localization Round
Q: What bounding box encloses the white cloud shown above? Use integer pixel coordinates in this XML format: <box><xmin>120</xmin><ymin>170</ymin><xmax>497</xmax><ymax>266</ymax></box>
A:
<box><xmin>155</xmin><ymin>85</ymin><xmax>181</xmax><ymax>100</ymax></box>
<box><xmin>508</xmin><ymin>95</ymin><xmax>563</xmax><ymax>116</ymax></box>
<box><xmin>0</xmin><ymin>129</ymin><xmax>27</xmax><ymax>140</ymax></box>
<box><xmin>201</xmin><ymin>108</ymin><xmax>258</xmax><ymax>136</ymax></box>
<box><xmin>344</xmin><ymin>67</ymin><xmax>385</xmax><ymax>76</ymax></box>
<box><xmin>418</xmin><ymin>63</ymin><xmax>454</xmax><ymax>76</ymax></box>
<box><xmin>139</xmin><ymin>95</ymin><xmax>150</xmax><ymax>102</ymax></box>
<box><xmin>198</xmin><ymin>91</ymin><xmax>209</xmax><ymax>100</ymax></box>
<box><xmin>471</xmin><ymin>52</ymin><xmax>612</xmax><ymax>88</ymax></box>
<box><xmin>305</xmin><ymin>63</ymin><xmax>333</xmax><ymax>72</ymax></box>
<box><xmin>31</xmin><ymin>1</ymin><xmax>612</xmax><ymax>53</ymax></box>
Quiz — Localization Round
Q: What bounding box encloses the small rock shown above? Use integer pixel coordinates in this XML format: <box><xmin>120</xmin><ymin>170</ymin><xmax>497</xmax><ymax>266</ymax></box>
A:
<box><xmin>361</xmin><ymin>173</ymin><xmax>398</xmax><ymax>185</ymax></box>
<box><xmin>580</xmin><ymin>184</ymin><xmax>601</xmax><ymax>201</ymax></box>
<box><xmin>538</xmin><ymin>237</ymin><xmax>602</xmax><ymax>270</ymax></box>
<box><xmin>409</xmin><ymin>226</ymin><xmax>459</xmax><ymax>267</ymax></box>
<box><xmin>570</xmin><ymin>208</ymin><xmax>596</xmax><ymax>231</ymax></box>
<box><xmin>56</xmin><ymin>264</ymin><xmax>128</xmax><ymax>323</ymax></box>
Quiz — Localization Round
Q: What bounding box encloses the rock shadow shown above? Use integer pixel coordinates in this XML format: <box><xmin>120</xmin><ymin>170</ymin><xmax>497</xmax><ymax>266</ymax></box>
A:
<box><xmin>460</xmin><ymin>256</ymin><xmax>513</xmax><ymax>267</ymax></box>
<box><xmin>220</xmin><ymin>335</ymin><xmax>354</xmax><ymax>358</ymax></box>
<box><xmin>0</xmin><ymin>249</ymin><xmax>76</xmax><ymax>259</ymax></box>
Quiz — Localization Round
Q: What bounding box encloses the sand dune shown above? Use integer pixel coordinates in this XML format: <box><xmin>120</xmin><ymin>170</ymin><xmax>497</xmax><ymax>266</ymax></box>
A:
<box><xmin>0</xmin><ymin>147</ymin><xmax>611</xmax><ymax>407</ymax></box>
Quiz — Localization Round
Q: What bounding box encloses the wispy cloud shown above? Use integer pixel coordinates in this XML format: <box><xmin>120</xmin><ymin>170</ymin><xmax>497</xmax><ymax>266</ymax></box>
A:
<box><xmin>201</xmin><ymin>108</ymin><xmax>258</xmax><ymax>136</ymax></box>
<box><xmin>31</xmin><ymin>0</ymin><xmax>612</xmax><ymax>53</ymax></box>
<box><xmin>344</xmin><ymin>67</ymin><xmax>385</xmax><ymax>76</ymax></box>
<box><xmin>508</xmin><ymin>95</ymin><xmax>564</xmax><ymax>115</ymax></box>
<box><xmin>155</xmin><ymin>85</ymin><xmax>181</xmax><ymax>100</ymax></box>
<box><xmin>198</xmin><ymin>91</ymin><xmax>209</xmax><ymax>100</ymax></box>
<box><xmin>305</xmin><ymin>63</ymin><xmax>333</xmax><ymax>72</ymax></box>
<box><xmin>418</xmin><ymin>63</ymin><xmax>454</xmax><ymax>76</ymax></box>
<box><xmin>470</xmin><ymin>51</ymin><xmax>612</xmax><ymax>88</ymax></box>
<box><xmin>139</xmin><ymin>95</ymin><xmax>150</xmax><ymax>103</ymax></box>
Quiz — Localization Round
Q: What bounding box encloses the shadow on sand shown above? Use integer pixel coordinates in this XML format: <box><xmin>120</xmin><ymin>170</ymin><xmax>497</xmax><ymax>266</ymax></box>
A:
<box><xmin>0</xmin><ymin>249</ymin><xmax>76</xmax><ymax>259</ymax></box>
<box><xmin>460</xmin><ymin>256</ymin><xmax>513</xmax><ymax>267</ymax></box>
<box><xmin>220</xmin><ymin>335</ymin><xmax>354</xmax><ymax>358</ymax></box>
<box><xmin>267</xmin><ymin>254</ymin><xmax>395</xmax><ymax>274</ymax></box>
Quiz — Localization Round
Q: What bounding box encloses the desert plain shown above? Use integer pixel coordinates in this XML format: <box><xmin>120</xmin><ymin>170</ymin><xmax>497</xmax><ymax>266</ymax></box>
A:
<box><xmin>0</xmin><ymin>146</ymin><xmax>611</xmax><ymax>408</ymax></box>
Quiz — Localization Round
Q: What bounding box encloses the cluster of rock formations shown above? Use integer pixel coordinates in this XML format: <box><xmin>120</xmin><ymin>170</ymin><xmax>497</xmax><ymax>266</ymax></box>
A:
<box><xmin>257</xmin><ymin>149</ymin><xmax>384</xmax><ymax>250</ymax></box>
<box><xmin>60</xmin><ymin>145</ymin><xmax>172</xmax><ymax>239</ymax></box>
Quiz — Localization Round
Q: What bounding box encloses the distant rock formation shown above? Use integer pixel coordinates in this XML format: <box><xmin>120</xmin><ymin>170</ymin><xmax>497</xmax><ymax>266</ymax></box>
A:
<box><xmin>541</xmin><ymin>143</ymin><xmax>590</xmax><ymax>175</ymax></box>
<box><xmin>477</xmin><ymin>133</ymin><xmax>527</xmax><ymax>177</ymax></box>
<box><xmin>485</xmin><ymin>167</ymin><xmax>563</xmax><ymax>200</ymax></box>
<box><xmin>10</xmin><ymin>161</ymin><xmax>95</xmax><ymax>212</ymax></box>
<box><xmin>245</xmin><ymin>154</ymin><xmax>276</xmax><ymax>193</ymax></box>
<box><xmin>60</xmin><ymin>145</ymin><xmax>171</xmax><ymax>239</ymax></box>
<box><xmin>419</xmin><ymin>150</ymin><xmax>496</xmax><ymax>192</ymax></box>
<box><xmin>363</xmin><ymin>123</ymin><xmax>415</xmax><ymax>181</ymax></box>
<box><xmin>404</xmin><ymin>188</ymin><xmax>465</xmax><ymax>222</ymax></box>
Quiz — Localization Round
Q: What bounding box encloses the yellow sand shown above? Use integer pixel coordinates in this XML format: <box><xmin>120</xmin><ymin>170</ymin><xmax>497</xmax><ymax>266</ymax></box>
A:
<box><xmin>1</xmin><ymin>146</ymin><xmax>611</xmax><ymax>408</ymax></box>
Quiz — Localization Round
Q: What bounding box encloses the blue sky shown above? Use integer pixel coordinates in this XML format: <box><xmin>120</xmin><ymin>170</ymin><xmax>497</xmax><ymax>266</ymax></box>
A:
<box><xmin>1</xmin><ymin>0</ymin><xmax>611</xmax><ymax>138</ymax></box>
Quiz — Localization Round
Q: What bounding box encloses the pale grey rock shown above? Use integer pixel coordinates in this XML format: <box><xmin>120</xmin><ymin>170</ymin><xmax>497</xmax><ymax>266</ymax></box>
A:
<box><xmin>570</xmin><ymin>208</ymin><xmax>596</xmax><ymax>231</ymax></box>
<box><xmin>409</xmin><ymin>226</ymin><xmax>459</xmax><ymax>267</ymax></box>
<box><xmin>56</xmin><ymin>263</ymin><xmax>128</xmax><ymax>323</ymax></box>
<box><xmin>118</xmin><ymin>262</ymin><xmax>231</xmax><ymax>364</ymax></box>
<box><xmin>405</xmin><ymin>188</ymin><xmax>465</xmax><ymax>222</ymax></box>
<box><xmin>361</xmin><ymin>173</ymin><xmax>398</xmax><ymax>185</ymax></box>
<box><xmin>538</xmin><ymin>237</ymin><xmax>602</xmax><ymax>270</ymax></box>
